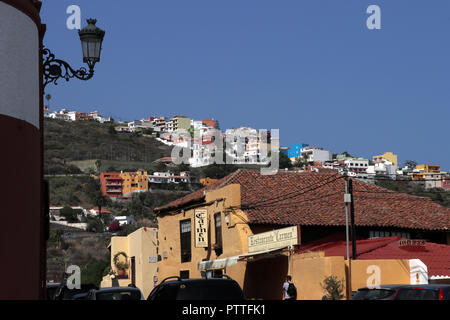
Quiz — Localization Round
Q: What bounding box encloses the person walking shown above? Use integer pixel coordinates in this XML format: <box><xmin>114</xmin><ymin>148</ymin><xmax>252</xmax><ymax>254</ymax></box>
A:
<box><xmin>283</xmin><ymin>275</ymin><xmax>297</xmax><ymax>300</ymax></box>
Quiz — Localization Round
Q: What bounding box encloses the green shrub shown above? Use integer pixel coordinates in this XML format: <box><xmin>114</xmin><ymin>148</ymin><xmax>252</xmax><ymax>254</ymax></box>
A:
<box><xmin>320</xmin><ymin>275</ymin><xmax>345</xmax><ymax>300</ymax></box>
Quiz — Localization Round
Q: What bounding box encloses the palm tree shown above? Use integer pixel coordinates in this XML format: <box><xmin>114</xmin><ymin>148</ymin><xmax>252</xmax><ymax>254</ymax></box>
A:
<box><xmin>293</xmin><ymin>154</ymin><xmax>309</xmax><ymax>168</ymax></box>
<box><xmin>95</xmin><ymin>159</ymin><xmax>102</xmax><ymax>173</ymax></box>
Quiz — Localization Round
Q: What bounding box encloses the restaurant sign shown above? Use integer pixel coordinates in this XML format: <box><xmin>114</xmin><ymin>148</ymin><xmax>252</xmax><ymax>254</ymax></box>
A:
<box><xmin>248</xmin><ymin>226</ymin><xmax>298</xmax><ymax>253</ymax></box>
<box><xmin>195</xmin><ymin>209</ymin><xmax>208</xmax><ymax>248</ymax></box>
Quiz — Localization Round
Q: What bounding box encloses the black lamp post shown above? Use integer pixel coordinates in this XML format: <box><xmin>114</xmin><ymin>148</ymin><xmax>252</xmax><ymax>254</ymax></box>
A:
<box><xmin>43</xmin><ymin>19</ymin><xmax>105</xmax><ymax>88</ymax></box>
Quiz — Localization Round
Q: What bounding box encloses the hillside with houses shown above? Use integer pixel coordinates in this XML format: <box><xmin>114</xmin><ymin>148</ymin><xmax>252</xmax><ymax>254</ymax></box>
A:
<box><xmin>43</xmin><ymin>112</ymin><xmax>450</xmax><ymax>290</ymax></box>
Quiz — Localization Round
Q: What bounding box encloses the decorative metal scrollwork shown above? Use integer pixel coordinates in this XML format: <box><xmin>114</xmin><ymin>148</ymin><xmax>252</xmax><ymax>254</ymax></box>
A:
<box><xmin>43</xmin><ymin>47</ymin><xmax>94</xmax><ymax>88</ymax></box>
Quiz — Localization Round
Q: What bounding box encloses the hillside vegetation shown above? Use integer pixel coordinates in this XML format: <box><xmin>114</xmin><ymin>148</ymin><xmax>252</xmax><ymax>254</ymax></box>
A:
<box><xmin>44</xmin><ymin>118</ymin><xmax>172</xmax><ymax>174</ymax></box>
<box><xmin>47</xmin><ymin>224</ymin><xmax>110</xmax><ymax>285</ymax></box>
<box><xmin>48</xmin><ymin>175</ymin><xmax>99</xmax><ymax>208</ymax></box>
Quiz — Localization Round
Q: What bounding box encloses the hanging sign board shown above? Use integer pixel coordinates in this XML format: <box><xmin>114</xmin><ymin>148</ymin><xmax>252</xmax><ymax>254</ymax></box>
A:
<box><xmin>195</xmin><ymin>209</ymin><xmax>208</xmax><ymax>247</ymax></box>
<box><xmin>248</xmin><ymin>226</ymin><xmax>298</xmax><ymax>253</ymax></box>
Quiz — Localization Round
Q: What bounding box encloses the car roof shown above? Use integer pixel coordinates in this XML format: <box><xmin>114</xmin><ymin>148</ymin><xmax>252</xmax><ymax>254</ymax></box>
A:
<box><xmin>73</xmin><ymin>293</ymin><xmax>87</xmax><ymax>297</ymax></box>
<box><xmin>161</xmin><ymin>278</ymin><xmax>237</xmax><ymax>284</ymax></box>
<box><xmin>358</xmin><ymin>285</ymin><xmax>406</xmax><ymax>290</ymax></box>
<box><xmin>396</xmin><ymin>284</ymin><xmax>450</xmax><ymax>289</ymax></box>
<box><xmin>94</xmin><ymin>287</ymin><xmax>142</xmax><ymax>292</ymax></box>
<box><xmin>359</xmin><ymin>284</ymin><xmax>450</xmax><ymax>290</ymax></box>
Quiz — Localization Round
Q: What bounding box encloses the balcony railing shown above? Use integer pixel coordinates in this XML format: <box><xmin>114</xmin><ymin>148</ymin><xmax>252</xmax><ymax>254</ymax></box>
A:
<box><xmin>106</xmin><ymin>182</ymin><xmax>122</xmax><ymax>186</ymax></box>
<box><xmin>106</xmin><ymin>189</ymin><xmax>122</xmax><ymax>193</ymax></box>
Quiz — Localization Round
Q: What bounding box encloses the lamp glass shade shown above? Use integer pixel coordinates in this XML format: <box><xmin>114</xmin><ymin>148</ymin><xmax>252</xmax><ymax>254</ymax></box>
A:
<box><xmin>78</xmin><ymin>19</ymin><xmax>105</xmax><ymax>66</ymax></box>
<box><xmin>81</xmin><ymin>38</ymin><xmax>102</xmax><ymax>62</ymax></box>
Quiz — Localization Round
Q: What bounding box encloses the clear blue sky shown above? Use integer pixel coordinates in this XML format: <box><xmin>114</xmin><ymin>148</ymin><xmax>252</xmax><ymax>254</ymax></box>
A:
<box><xmin>41</xmin><ymin>1</ymin><xmax>450</xmax><ymax>170</ymax></box>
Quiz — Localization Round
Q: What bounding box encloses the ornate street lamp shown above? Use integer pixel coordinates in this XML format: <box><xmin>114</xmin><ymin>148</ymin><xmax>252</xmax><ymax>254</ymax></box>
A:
<box><xmin>43</xmin><ymin>19</ymin><xmax>105</xmax><ymax>88</ymax></box>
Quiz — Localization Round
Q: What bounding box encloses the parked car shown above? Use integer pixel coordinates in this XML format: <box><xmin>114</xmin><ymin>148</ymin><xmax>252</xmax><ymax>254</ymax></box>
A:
<box><xmin>351</xmin><ymin>285</ymin><xmax>405</xmax><ymax>300</ymax></box>
<box><xmin>393</xmin><ymin>284</ymin><xmax>450</xmax><ymax>300</ymax></box>
<box><xmin>86</xmin><ymin>287</ymin><xmax>145</xmax><ymax>300</ymax></box>
<box><xmin>147</xmin><ymin>275</ymin><xmax>245</xmax><ymax>300</ymax></box>
<box><xmin>46</xmin><ymin>283</ymin><xmax>61</xmax><ymax>300</ymax></box>
<box><xmin>73</xmin><ymin>292</ymin><xmax>88</xmax><ymax>300</ymax></box>
<box><xmin>51</xmin><ymin>283</ymin><xmax>98</xmax><ymax>300</ymax></box>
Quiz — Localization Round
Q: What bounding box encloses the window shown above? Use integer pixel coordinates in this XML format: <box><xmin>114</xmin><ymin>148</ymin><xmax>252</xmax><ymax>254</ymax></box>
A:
<box><xmin>214</xmin><ymin>213</ymin><xmax>223</xmax><ymax>255</ymax></box>
<box><xmin>370</xmin><ymin>230</ymin><xmax>410</xmax><ymax>239</ymax></box>
<box><xmin>180</xmin><ymin>270</ymin><xmax>189</xmax><ymax>279</ymax></box>
<box><xmin>180</xmin><ymin>219</ymin><xmax>191</xmax><ymax>263</ymax></box>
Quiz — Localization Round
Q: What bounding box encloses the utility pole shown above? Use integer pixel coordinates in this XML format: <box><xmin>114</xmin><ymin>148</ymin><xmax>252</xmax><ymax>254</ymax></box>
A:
<box><xmin>344</xmin><ymin>169</ymin><xmax>351</xmax><ymax>261</ymax></box>
<box><xmin>343</xmin><ymin>167</ymin><xmax>352</xmax><ymax>299</ymax></box>
<box><xmin>348</xmin><ymin>178</ymin><xmax>357</xmax><ymax>260</ymax></box>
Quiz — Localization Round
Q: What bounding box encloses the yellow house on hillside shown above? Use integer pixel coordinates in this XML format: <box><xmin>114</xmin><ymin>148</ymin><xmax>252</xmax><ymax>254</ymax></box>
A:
<box><xmin>372</xmin><ymin>152</ymin><xmax>398</xmax><ymax>168</ymax></box>
<box><xmin>120</xmin><ymin>169</ymin><xmax>148</xmax><ymax>196</ymax></box>
<box><xmin>199</xmin><ymin>177</ymin><xmax>219</xmax><ymax>186</ymax></box>
<box><xmin>416</xmin><ymin>164</ymin><xmax>441</xmax><ymax>173</ymax></box>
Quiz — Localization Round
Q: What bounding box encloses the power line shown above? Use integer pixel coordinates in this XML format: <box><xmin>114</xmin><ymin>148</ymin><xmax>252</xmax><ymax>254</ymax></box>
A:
<box><xmin>240</xmin><ymin>174</ymin><xmax>344</xmax><ymax>210</ymax></box>
<box><xmin>242</xmin><ymin>175</ymin><xmax>343</xmax><ymax>209</ymax></box>
<box><xmin>229</xmin><ymin>171</ymin><xmax>342</xmax><ymax>210</ymax></box>
<box><xmin>354</xmin><ymin>190</ymin><xmax>450</xmax><ymax>194</ymax></box>
<box><xmin>370</xmin><ymin>178</ymin><xmax>448</xmax><ymax>182</ymax></box>
<box><xmin>220</xmin><ymin>169</ymin><xmax>448</xmax><ymax>213</ymax></box>
<box><xmin>242</xmin><ymin>192</ymin><xmax>343</xmax><ymax>210</ymax></box>
<box><xmin>353</xmin><ymin>194</ymin><xmax>447</xmax><ymax>202</ymax></box>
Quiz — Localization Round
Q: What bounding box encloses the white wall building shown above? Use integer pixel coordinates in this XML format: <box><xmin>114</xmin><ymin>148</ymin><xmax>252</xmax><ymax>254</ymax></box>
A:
<box><xmin>412</xmin><ymin>172</ymin><xmax>444</xmax><ymax>190</ymax></box>
<box><xmin>148</xmin><ymin>171</ymin><xmax>193</xmax><ymax>184</ymax></box>
<box><xmin>367</xmin><ymin>160</ymin><xmax>397</xmax><ymax>180</ymax></box>
<box><xmin>188</xmin><ymin>126</ymin><xmax>223</xmax><ymax>167</ymax></box>
<box><xmin>49</xmin><ymin>109</ymin><xmax>70</xmax><ymax>121</ymax></box>
<box><xmin>67</xmin><ymin>111</ymin><xmax>77</xmax><ymax>121</ymax></box>
<box><xmin>165</xmin><ymin>119</ymin><xmax>174</xmax><ymax>132</ymax></box>
<box><xmin>90</xmin><ymin>111</ymin><xmax>111</xmax><ymax>123</ymax></box>
<box><xmin>114</xmin><ymin>216</ymin><xmax>137</xmax><ymax>227</ymax></box>
<box><xmin>345</xmin><ymin>158</ymin><xmax>369</xmax><ymax>173</ymax></box>
<box><xmin>300</xmin><ymin>146</ymin><xmax>332</xmax><ymax>163</ymax></box>
<box><xmin>189</xmin><ymin>142</ymin><xmax>215</xmax><ymax>167</ymax></box>
<box><xmin>224</xmin><ymin>127</ymin><xmax>270</xmax><ymax>165</ymax></box>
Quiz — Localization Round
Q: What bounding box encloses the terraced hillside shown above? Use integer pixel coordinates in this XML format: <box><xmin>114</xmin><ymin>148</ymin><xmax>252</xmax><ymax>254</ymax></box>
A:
<box><xmin>44</xmin><ymin>118</ymin><xmax>172</xmax><ymax>174</ymax></box>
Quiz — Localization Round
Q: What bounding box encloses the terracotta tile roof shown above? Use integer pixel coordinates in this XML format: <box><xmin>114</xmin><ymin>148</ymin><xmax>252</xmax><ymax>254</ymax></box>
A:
<box><xmin>91</xmin><ymin>207</ymin><xmax>113</xmax><ymax>214</ymax></box>
<box><xmin>301</xmin><ymin>236</ymin><xmax>450</xmax><ymax>278</ymax></box>
<box><xmin>155</xmin><ymin>170</ymin><xmax>242</xmax><ymax>212</ymax></box>
<box><xmin>154</xmin><ymin>157</ymin><xmax>173</xmax><ymax>163</ymax></box>
<box><xmin>155</xmin><ymin>169</ymin><xmax>450</xmax><ymax>231</ymax></box>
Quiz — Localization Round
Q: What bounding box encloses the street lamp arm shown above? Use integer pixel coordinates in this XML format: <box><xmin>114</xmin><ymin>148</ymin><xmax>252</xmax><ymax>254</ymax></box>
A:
<box><xmin>43</xmin><ymin>47</ymin><xmax>94</xmax><ymax>88</ymax></box>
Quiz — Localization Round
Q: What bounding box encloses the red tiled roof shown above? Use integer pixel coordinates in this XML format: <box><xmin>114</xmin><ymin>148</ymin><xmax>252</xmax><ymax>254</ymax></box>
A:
<box><xmin>154</xmin><ymin>171</ymin><xmax>242</xmax><ymax>212</ymax></box>
<box><xmin>301</xmin><ymin>236</ymin><xmax>450</xmax><ymax>277</ymax></box>
<box><xmin>155</xmin><ymin>169</ymin><xmax>450</xmax><ymax>231</ymax></box>
<box><xmin>202</xmin><ymin>120</ymin><xmax>215</xmax><ymax>128</ymax></box>
<box><xmin>154</xmin><ymin>157</ymin><xmax>173</xmax><ymax>163</ymax></box>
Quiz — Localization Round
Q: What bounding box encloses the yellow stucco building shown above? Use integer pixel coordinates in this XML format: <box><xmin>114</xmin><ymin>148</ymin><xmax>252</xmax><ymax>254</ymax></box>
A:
<box><xmin>416</xmin><ymin>164</ymin><xmax>441</xmax><ymax>173</ymax></box>
<box><xmin>199</xmin><ymin>177</ymin><xmax>219</xmax><ymax>186</ymax></box>
<box><xmin>101</xmin><ymin>227</ymin><xmax>158</xmax><ymax>298</ymax></box>
<box><xmin>153</xmin><ymin>170</ymin><xmax>446</xmax><ymax>299</ymax></box>
<box><xmin>372</xmin><ymin>152</ymin><xmax>398</xmax><ymax>168</ymax></box>
<box><xmin>120</xmin><ymin>169</ymin><xmax>149</xmax><ymax>196</ymax></box>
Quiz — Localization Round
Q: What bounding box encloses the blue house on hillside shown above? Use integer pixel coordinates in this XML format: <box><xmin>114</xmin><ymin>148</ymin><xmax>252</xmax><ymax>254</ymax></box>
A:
<box><xmin>281</xmin><ymin>143</ymin><xmax>309</xmax><ymax>159</ymax></box>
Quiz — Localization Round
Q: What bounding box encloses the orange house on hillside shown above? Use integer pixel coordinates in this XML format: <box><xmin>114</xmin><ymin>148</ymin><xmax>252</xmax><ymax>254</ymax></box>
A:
<box><xmin>100</xmin><ymin>172</ymin><xmax>123</xmax><ymax>197</ymax></box>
